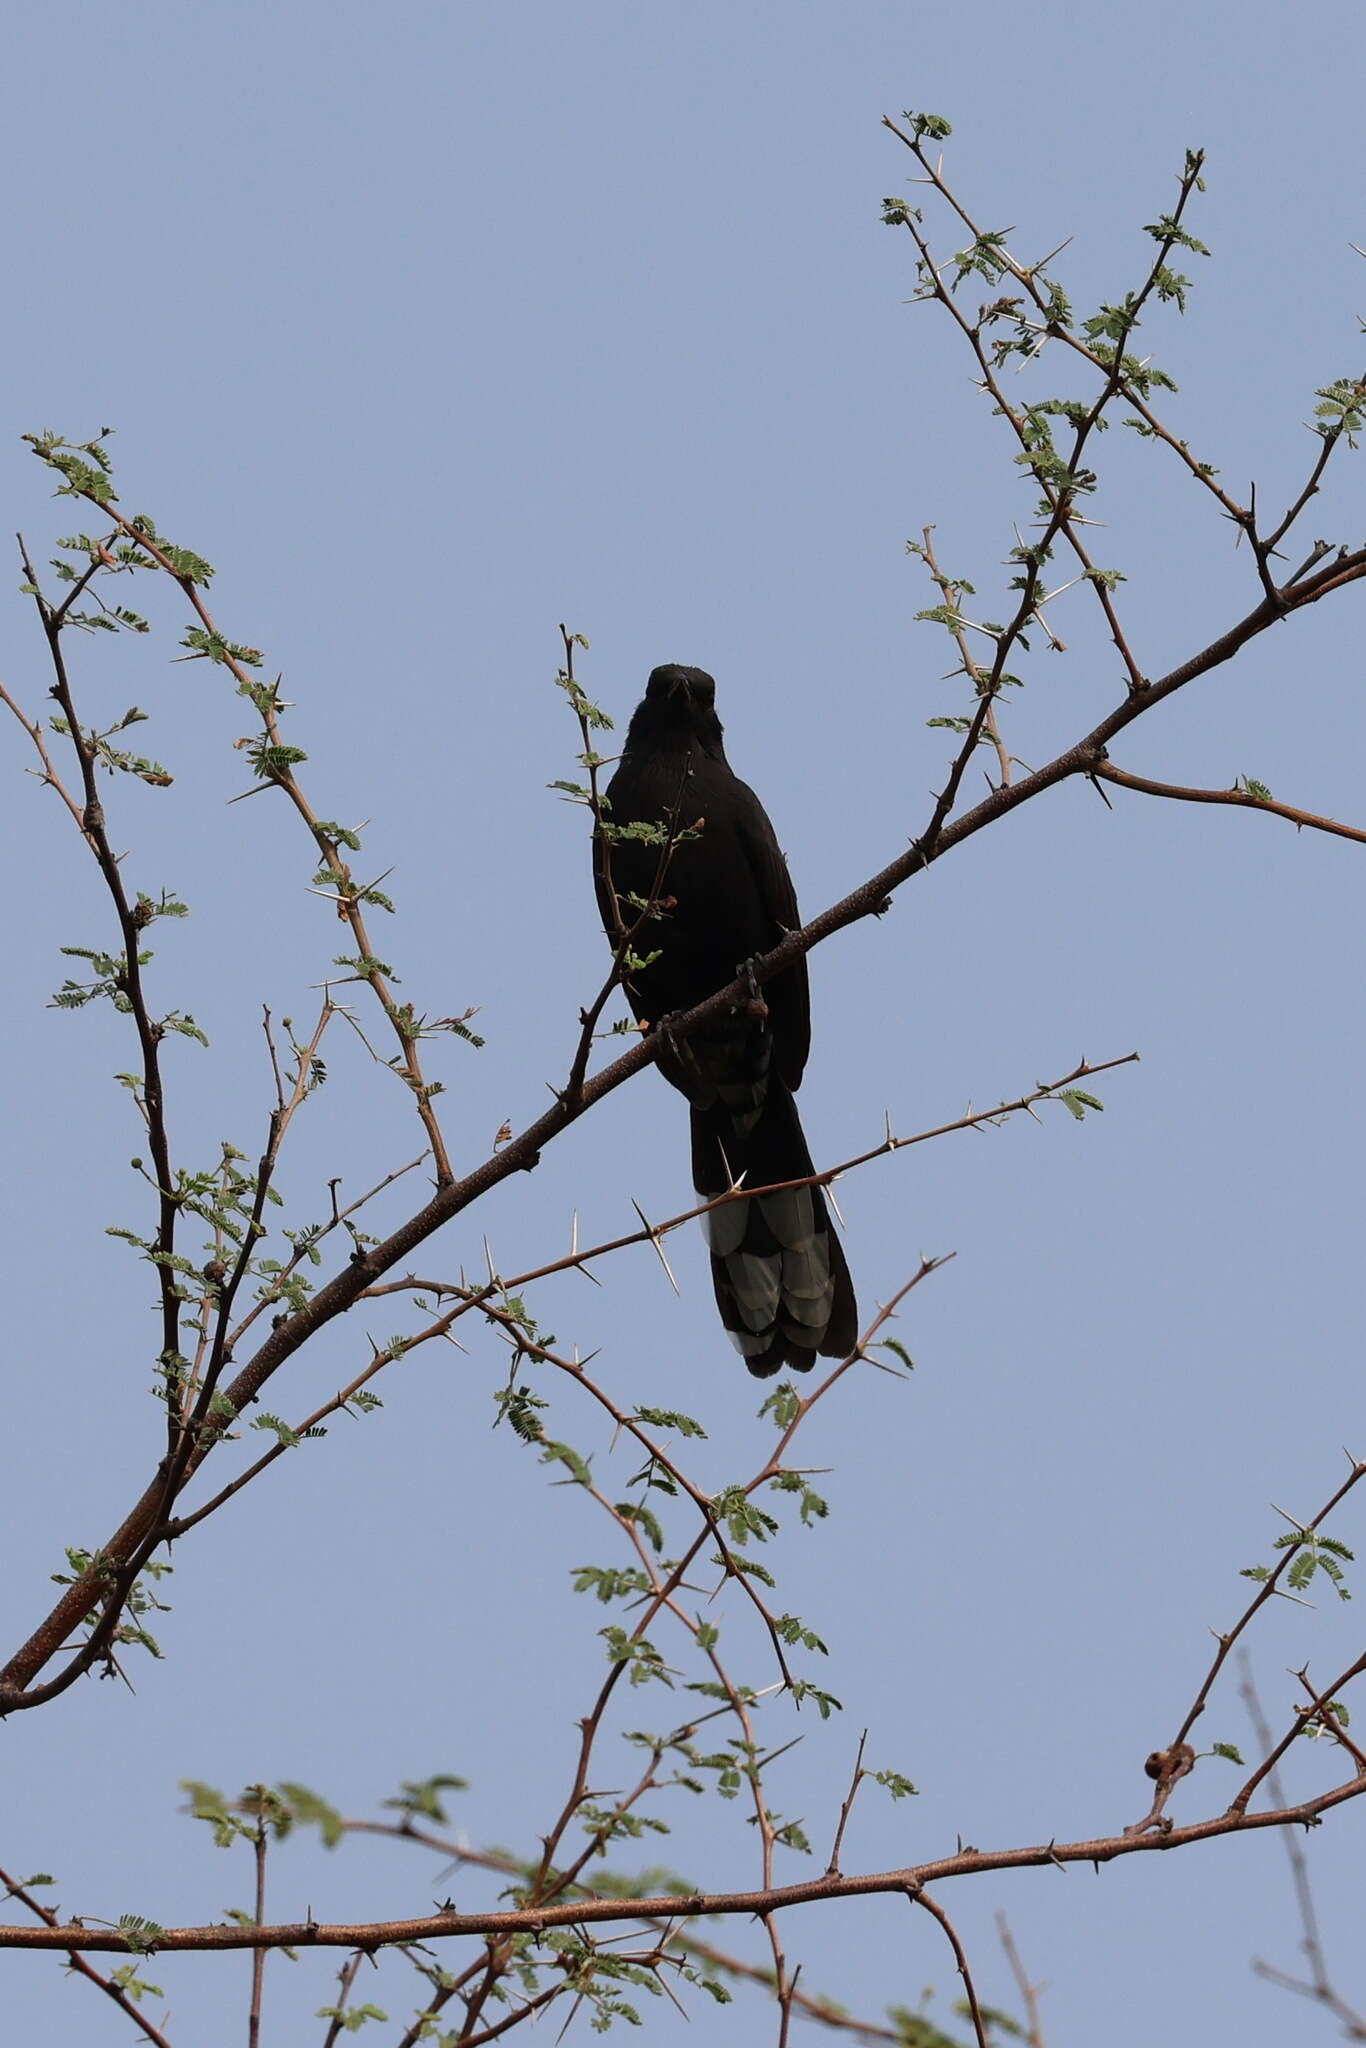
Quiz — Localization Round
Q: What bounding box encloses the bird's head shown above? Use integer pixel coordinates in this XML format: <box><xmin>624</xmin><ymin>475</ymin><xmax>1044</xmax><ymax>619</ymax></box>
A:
<box><xmin>645</xmin><ymin>664</ymin><xmax>716</xmax><ymax>711</ymax></box>
<box><xmin>626</xmin><ymin>664</ymin><xmax>725</xmax><ymax>756</ymax></box>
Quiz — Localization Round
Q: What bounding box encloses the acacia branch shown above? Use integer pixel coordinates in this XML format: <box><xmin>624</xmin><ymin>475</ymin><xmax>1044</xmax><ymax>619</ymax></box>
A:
<box><xmin>360</xmin><ymin>1052</ymin><xmax>1138</xmax><ymax>1310</ymax></box>
<box><xmin>1093</xmin><ymin>760</ymin><xmax>1366</xmax><ymax>850</ymax></box>
<box><xmin>883</xmin><ymin>121</ymin><xmax>1365</xmax><ymax>665</ymax></box>
<box><xmin>1233</xmin><ymin>1650</ymin><xmax>1366</xmax><ymax>1819</ymax></box>
<box><xmin>1261</xmin><ymin>373</ymin><xmax>1366</xmax><ymax>557</ymax></box>
<box><xmin>1240</xmin><ymin>1661</ymin><xmax>1366</xmax><ymax>2039</ymax></box>
<box><xmin>912</xmin><ymin>1888</ymin><xmax>988</xmax><ymax>2048</ymax></box>
<box><xmin>22</xmin><ymin>460</ymin><xmax>456</xmax><ymax>1184</ymax></box>
<box><xmin>917</xmin><ymin>529</ymin><xmax>1013</xmax><ymax>786</ymax></box>
<box><xmin>0</xmin><ymin>676</ymin><xmax>88</xmax><ymax>831</ymax></box>
<box><xmin>15</xmin><ymin>537</ymin><xmax>184</xmax><ymax>1447</ymax></box>
<box><xmin>826</xmin><ymin>1731</ymin><xmax>869</xmax><ymax>1878</ymax></box>
<box><xmin>883</xmin><ymin>124</ymin><xmax>1200</xmax><ymax>694</ymax></box>
<box><xmin>1122</xmin><ymin>1457</ymin><xmax>1366</xmax><ymax>1834</ymax></box>
<box><xmin>339</xmin><ymin>1816</ymin><xmax>921</xmax><ymax>2042</ymax></box>
<box><xmin>1178</xmin><ymin>1460</ymin><xmax>1366</xmax><ymax>1758</ymax></box>
<box><xmin>0</xmin><ymin>1864</ymin><xmax>175</xmax><ymax>2048</ymax></box>
<box><xmin>884</xmin><ymin>116</ymin><xmax>1247</xmax><ymax>538</ymax></box>
<box><xmin>6</xmin><ymin>1777</ymin><xmax>1366</xmax><ymax>1954</ymax></box>
<box><xmin>247</xmin><ymin>1814</ymin><xmax>267</xmax><ymax>2048</ymax></box>
<box><xmin>2</xmin><ymin>529</ymin><xmax>1358</xmax><ymax>1715</ymax></box>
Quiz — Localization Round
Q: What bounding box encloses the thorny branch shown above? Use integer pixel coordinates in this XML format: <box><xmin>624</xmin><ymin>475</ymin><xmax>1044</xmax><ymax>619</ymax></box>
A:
<box><xmin>1093</xmin><ymin>760</ymin><xmax>1366</xmax><ymax>851</ymax></box>
<box><xmin>166</xmin><ymin>1025</ymin><xmax>1106</xmax><ymax>1540</ymax></box>
<box><xmin>28</xmin><ymin>478</ymin><xmax>458</xmax><ymax>1186</ymax></box>
<box><xmin>357</xmin><ymin>1052</ymin><xmax>1138</xmax><ymax>1310</ymax></box>
<box><xmin>916</xmin><ymin>527</ymin><xmax>1014</xmax><ymax>786</ymax></box>
<box><xmin>1242</xmin><ymin>1662</ymin><xmax>1366</xmax><ymax>2041</ymax></box>
<box><xmin>0</xmin><ymin>1864</ymin><xmax>174</xmax><ymax>2048</ymax></box>
<box><xmin>912</xmin><ymin>1888</ymin><xmax>989</xmax><ymax>2048</ymax></box>
<box><xmin>5</xmin><ymin>113</ymin><xmax>1366</xmax><ymax>2043</ymax></box>
<box><xmin>1127</xmin><ymin>1457</ymin><xmax>1366</xmax><ymax>1833</ymax></box>
<box><xmin>6</xmin><ymin>1773</ymin><xmax>1366</xmax><ymax>1955</ymax></box>
<box><xmin>16</xmin><ymin>533</ymin><xmax>185</xmax><ymax>1453</ymax></box>
<box><xmin>336</xmin><ymin>1815</ymin><xmax>937</xmax><ymax>2043</ymax></box>
<box><xmin>0</xmin><ymin>1037</ymin><xmax>1110</xmax><ymax>1711</ymax></box>
<box><xmin>5</xmin><ymin>420</ymin><xmax>1362</xmax><ymax>1710</ymax></box>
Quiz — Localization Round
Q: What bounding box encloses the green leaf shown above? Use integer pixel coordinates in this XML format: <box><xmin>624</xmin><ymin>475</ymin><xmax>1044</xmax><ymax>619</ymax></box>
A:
<box><xmin>788</xmin><ymin>1680</ymin><xmax>842</xmax><ymax>1720</ymax></box>
<box><xmin>381</xmin><ymin>1774</ymin><xmax>468</xmax><ymax>1824</ymax></box>
<box><xmin>758</xmin><ymin>1381</ymin><xmax>801</xmax><ymax>1427</ymax></box>
<box><xmin>775</xmin><ymin>1614</ymin><xmax>828</xmax><ymax>1655</ymax></box>
<box><xmin>903</xmin><ymin>110</ymin><xmax>952</xmax><ymax>140</ymax></box>
<box><xmin>250</xmin><ymin>741</ymin><xmax>308</xmax><ymax>779</ymax></box>
<box><xmin>179</xmin><ymin>626</ymin><xmax>263</xmax><ymax>667</ymax></box>
<box><xmin>1144</xmin><ymin>215</ymin><xmax>1211</xmax><ymax>258</ymax></box>
<box><xmin>599</xmin><ymin>1627</ymin><xmax>673</xmax><ymax>1688</ymax></box>
<box><xmin>540</xmin><ymin>1439</ymin><xmax>592</xmax><ymax>1487</ymax></box>
<box><xmin>710</xmin><ymin>1485</ymin><xmax>779</xmax><ymax>1546</ymax></box>
<box><xmin>251</xmin><ymin>1413</ymin><xmax>302</xmax><ymax>1449</ymax></box>
<box><xmin>715</xmin><ymin>1552</ymin><xmax>776</xmax><ymax>1587</ymax></box>
<box><xmin>573</xmin><ymin>1564</ymin><xmax>652</xmax><ymax>1603</ymax></box>
<box><xmin>277</xmin><ymin>1783</ymin><xmax>346</xmax><ymax>1848</ymax></box>
<box><xmin>314</xmin><ymin>820</ymin><xmax>364</xmax><ymax>851</ymax></box>
<box><xmin>115</xmin><ymin>1915</ymin><xmax>165</xmax><ymax>1955</ymax></box>
<box><xmin>37</xmin><ymin>448</ymin><xmax>118</xmax><ymax>504</ymax></box>
<box><xmin>769</xmin><ymin>1471</ymin><xmax>829</xmax><ymax>1526</ymax></box>
<box><xmin>1312</xmin><ymin>377</ymin><xmax>1366</xmax><ymax>445</ymax></box>
<box><xmin>314</xmin><ymin>2004</ymin><xmax>388</xmax><ymax>2031</ymax></box>
<box><xmin>633</xmin><ymin>1406</ymin><xmax>707</xmax><ymax>1439</ymax></box>
<box><xmin>616</xmin><ymin>1501</ymin><xmax>665</xmax><ymax>1552</ymax></box>
<box><xmin>109</xmin><ymin>1961</ymin><xmax>164</xmax><ymax>2001</ymax></box>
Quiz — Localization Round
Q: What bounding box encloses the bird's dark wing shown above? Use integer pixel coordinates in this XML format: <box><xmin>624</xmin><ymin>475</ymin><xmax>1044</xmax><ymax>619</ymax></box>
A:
<box><xmin>730</xmin><ymin>776</ymin><xmax>810</xmax><ymax>1092</ymax></box>
<box><xmin>598</xmin><ymin>763</ymin><xmax>811</xmax><ymax>1093</ymax></box>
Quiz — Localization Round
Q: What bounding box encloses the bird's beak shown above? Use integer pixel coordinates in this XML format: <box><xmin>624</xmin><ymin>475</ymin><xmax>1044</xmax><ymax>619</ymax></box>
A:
<box><xmin>666</xmin><ymin>673</ymin><xmax>692</xmax><ymax>703</ymax></box>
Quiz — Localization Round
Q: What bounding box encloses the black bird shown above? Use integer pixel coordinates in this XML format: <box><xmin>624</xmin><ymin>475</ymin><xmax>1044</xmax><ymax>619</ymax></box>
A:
<box><xmin>595</xmin><ymin>664</ymin><xmax>857</xmax><ymax>1376</ymax></box>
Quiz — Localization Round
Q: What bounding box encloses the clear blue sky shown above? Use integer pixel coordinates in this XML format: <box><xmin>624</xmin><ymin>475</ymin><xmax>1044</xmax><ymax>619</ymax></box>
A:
<box><xmin>3</xmin><ymin>3</ymin><xmax>1365</xmax><ymax>2041</ymax></box>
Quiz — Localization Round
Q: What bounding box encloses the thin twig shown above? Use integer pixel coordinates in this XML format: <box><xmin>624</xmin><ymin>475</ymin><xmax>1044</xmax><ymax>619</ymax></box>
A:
<box><xmin>23</xmin><ymin>473</ymin><xmax>456</xmax><ymax>1184</ymax></box>
<box><xmin>360</xmin><ymin>1053</ymin><xmax>1138</xmax><ymax>1308</ymax></box>
<box><xmin>1242</xmin><ymin>1667</ymin><xmax>1335</xmax><ymax>1989</ymax></box>
<box><xmin>0</xmin><ymin>1863</ymin><xmax>175</xmax><ymax>2048</ymax></box>
<box><xmin>341</xmin><ymin>1814</ymin><xmax>931</xmax><ymax>2042</ymax></box>
<box><xmin>1126</xmin><ymin>1456</ymin><xmax>1366</xmax><ymax>1831</ymax></box>
<box><xmin>248</xmin><ymin>1809</ymin><xmax>267</xmax><ymax>2048</ymax></box>
<box><xmin>1233</xmin><ymin>1647</ymin><xmax>1366</xmax><ymax>1819</ymax></box>
<box><xmin>16</xmin><ymin>536</ymin><xmax>184</xmax><ymax>1450</ymax></box>
<box><xmin>320</xmin><ymin>1953</ymin><xmax>367</xmax><ymax>2048</ymax></box>
<box><xmin>911</xmin><ymin>1888</ymin><xmax>988</xmax><ymax>2048</ymax></box>
<box><xmin>996</xmin><ymin>1912</ymin><xmax>1045</xmax><ymax>2048</ymax></box>
<box><xmin>918</xmin><ymin>528</ymin><xmax>1014</xmax><ymax>786</ymax></box>
<box><xmin>1094</xmin><ymin>760</ymin><xmax>1366</xmax><ymax>851</ymax></box>
<box><xmin>827</xmin><ymin>1732</ymin><xmax>869</xmax><ymax>1877</ymax></box>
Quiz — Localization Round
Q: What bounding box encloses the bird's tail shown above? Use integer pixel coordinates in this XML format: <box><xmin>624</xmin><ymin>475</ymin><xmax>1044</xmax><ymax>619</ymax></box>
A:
<box><xmin>691</xmin><ymin>1083</ymin><xmax>858</xmax><ymax>1378</ymax></box>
